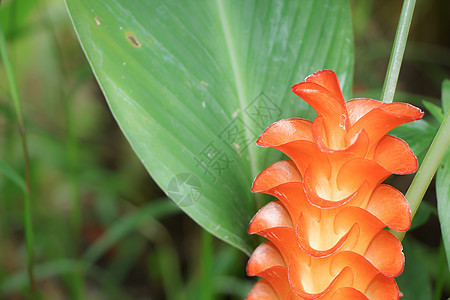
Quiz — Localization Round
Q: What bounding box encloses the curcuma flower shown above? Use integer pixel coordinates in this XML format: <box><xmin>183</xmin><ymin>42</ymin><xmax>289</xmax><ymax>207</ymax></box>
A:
<box><xmin>246</xmin><ymin>70</ymin><xmax>423</xmax><ymax>300</ymax></box>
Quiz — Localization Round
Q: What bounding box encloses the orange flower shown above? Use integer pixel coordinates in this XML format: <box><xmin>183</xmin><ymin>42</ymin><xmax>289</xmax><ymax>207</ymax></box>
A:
<box><xmin>246</xmin><ymin>70</ymin><xmax>423</xmax><ymax>300</ymax></box>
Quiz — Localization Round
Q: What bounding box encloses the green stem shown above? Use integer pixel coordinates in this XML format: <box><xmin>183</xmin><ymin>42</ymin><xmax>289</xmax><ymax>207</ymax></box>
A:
<box><xmin>391</xmin><ymin>110</ymin><xmax>450</xmax><ymax>241</ymax></box>
<box><xmin>381</xmin><ymin>0</ymin><xmax>416</xmax><ymax>103</ymax></box>
<box><xmin>200</xmin><ymin>230</ymin><xmax>214</xmax><ymax>300</ymax></box>
<box><xmin>0</xmin><ymin>17</ymin><xmax>35</xmax><ymax>293</ymax></box>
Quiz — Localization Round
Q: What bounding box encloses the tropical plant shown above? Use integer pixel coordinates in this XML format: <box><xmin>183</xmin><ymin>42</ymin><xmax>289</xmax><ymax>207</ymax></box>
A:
<box><xmin>0</xmin><ymin>0</ymin><xmax>448</xmax><ymax>299</ymax></box>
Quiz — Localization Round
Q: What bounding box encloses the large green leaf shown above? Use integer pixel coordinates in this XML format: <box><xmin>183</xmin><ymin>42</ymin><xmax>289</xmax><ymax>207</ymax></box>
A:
<box><xmin>437</xmin><ymin>151</ymin><xmax>450</xmax><ymax>269</ymax></box>
<box><xmin>437</xmin><ymin>79</ymin><xmax>450</xmax><ymax>267</ymax></box>
<box><xmin>65</xmin><ymin>0</ymin><xmax>354</xmax><ymax>254</ymax></box>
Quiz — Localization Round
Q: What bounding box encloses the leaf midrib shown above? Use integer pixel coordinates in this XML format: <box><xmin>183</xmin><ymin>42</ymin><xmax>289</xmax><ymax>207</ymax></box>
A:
<box><xmin>216</xmin><ymin>0</ymin><xmax>258</xmax><ymax>180</ymax></box>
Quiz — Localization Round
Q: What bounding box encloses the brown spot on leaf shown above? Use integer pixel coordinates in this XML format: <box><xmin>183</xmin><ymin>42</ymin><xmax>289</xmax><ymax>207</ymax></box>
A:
<box><xmin>126</xmin><ymin>32</ymin><xmax>141</xmax><ymax>48</ymax></box>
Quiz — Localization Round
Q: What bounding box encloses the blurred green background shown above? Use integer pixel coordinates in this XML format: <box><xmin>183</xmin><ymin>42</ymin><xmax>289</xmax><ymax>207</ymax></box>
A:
<box><xmin>0</xmin><ymin>0</ymin><xmax>449</xmax><ymax>299</ymax></box>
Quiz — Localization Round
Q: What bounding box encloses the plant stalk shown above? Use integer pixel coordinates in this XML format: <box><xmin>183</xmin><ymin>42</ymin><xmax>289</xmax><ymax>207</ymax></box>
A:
<box><xmin>0</xmin><ymin>19</ymin><xmax>35</xmax><ymax>292</ymax></box>
<box><xmin>381</xmin><ymin>0</ymin><xmax>416</xmax><ymax>103</ymax></box>
<box><xmin>200</xmin><ymin>230</ymin><xmax>214</xmax><ymax>300</ymax></box>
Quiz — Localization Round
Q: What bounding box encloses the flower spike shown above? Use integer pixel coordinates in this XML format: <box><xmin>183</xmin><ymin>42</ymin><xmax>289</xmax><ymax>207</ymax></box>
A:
<box><xmin>246</xmin><ymin>70</ymin><xmax>423</xmax><ymax>300</ymax></box>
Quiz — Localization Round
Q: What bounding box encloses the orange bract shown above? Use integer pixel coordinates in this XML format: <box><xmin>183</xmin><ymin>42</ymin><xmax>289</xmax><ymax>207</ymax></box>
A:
<box><xmin>246</xmin><ymin>70</ymin><xmax>423</xmax><ymax>299</ymax></box>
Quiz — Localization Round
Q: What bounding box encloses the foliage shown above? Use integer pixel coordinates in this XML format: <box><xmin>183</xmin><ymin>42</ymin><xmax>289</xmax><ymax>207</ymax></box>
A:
<box><xmin>66</xmin><ymin>0</ymin><xmax>354</xmax><ymax>254</ymax></box>
<box><xmin>0</xmin><ymin>0</ymin><xmax>448</xmax><ymax>299</ymax></box>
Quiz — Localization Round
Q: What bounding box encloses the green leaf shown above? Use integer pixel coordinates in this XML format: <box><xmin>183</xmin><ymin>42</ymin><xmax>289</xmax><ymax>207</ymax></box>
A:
<box><xmin>437</xmin><ymin>79</ymin><xmax>450</xmax><ymax>268</ymax></box>
<box><xmin>0</xmin><ymin>160</ymin><xmax>26</xmax><ymax>191</ymax></box>
<box><xmin>390</xmin><ymin>119</ymin><xmax>438</xmax><ymax>162</ymax></box>
<box><xmin>83</xmin><ymin>199</ymin><xmax>179</xmax><ymax>264</ymax></box>
<box><xmin>409</xmin><ymin>201</ymin><xmax>435</xmax><ymax>230</ymax></box>
<box><xmin>437</xmin><ymin>147</ymin><xmax>450</xmax><ymax>268</ymax></box>
<box><xmin>66</xmin><ymin>0</ymin><xmax>354</xmax><ymax>253</ymax></box>
<box><xmin>0</xmin><ymin>0</ymin><xmax>38</xmax><ymax>38</ymax></box>
<box><xmin>1</xmin><ymin>259</ymin><xmax>129</xmax><ymax>298</ymax></box>
<box><xmin>422</xmin><ymin>100</ymin><xmax>444</xmax><ymax>123</ymax></box>
<box><xmin>443</xmin><ymin>79</ymin><xmax>450</xmax><ymax>113</ymax></box>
